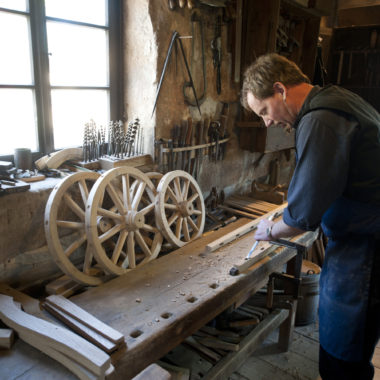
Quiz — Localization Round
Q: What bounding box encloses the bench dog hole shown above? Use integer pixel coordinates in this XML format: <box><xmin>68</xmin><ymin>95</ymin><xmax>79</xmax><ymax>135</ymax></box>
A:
<box><xmin>161</xmin><ymin>312</ymin><xmax>173</xmax><ymax>319</ymax></box>
<box><xmin>187</xmin><ymin>296</ymin><xmax>198</xmax><ymax>303</ymax></box>
<box><xmin>130</xmin><ymin>329</ymin><xmax>143</xmax><ymax>338</ymax></box>
<box><xmin>209</xmin><ymin>283</ymin><xmax>219</xmax><ymax>289</ymax></box>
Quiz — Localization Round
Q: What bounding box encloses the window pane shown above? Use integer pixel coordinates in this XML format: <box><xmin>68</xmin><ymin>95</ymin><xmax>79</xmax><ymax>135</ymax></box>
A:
<box><xmin>47</xmin><ymin>22</ymin><xmax>108</xmax><ymax>87</ymax></box>
<box><xmin>51</xmin><ymin>90</ymin><xmax>109</xmax><ymax>149</ymax></box>
<box><xmin>45</xmin><ymin>0</ymin><xmax>107</xmax><ymax>26</ymax></box>
<box><xmin>0</xmin><ymin>0</ymin><xmax>27</xmax><ymax>12</ymax></box>
<box><xmin>0</xmin><ymin>12</ymin><xmax>33</xmax><ymax>85</ymax></box>
<box><xmin>0</xmin><ymin>89</ymin><xmax>37</xmax><ymax>154</ymax></box>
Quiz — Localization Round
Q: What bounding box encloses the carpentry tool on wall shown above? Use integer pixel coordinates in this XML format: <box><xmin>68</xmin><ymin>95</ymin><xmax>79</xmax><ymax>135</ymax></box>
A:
<box><xmin>245</xmin><ymin>213</ymin><xmax>277</xmax><ymax>260</ymax></box>
<box><xmin>152</xmin><ymin>31</ymin><xmax>201</xmax><ymax>117</ymax></box>
<box><xmin>183</xmin><ymin>12</ymin><xmax>207</xmax><ymax>107</ymax></box>
<box><xmin>211</xmin><ymin>15</ymin><xmax>222</xmax><ymax>94</ymax></box>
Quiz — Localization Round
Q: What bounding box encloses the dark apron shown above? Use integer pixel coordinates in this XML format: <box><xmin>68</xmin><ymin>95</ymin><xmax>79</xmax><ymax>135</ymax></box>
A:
<box><xmin>319</xmin><ymin>197</ymin><xmax>380</xmax><ymax>362</ymax></box>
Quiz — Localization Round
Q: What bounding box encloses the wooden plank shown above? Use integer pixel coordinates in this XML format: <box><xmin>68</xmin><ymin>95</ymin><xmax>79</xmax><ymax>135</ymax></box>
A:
<box><xmin>0</xmin><ymin>283</ymin><xmax>49</xmax><ymax>321</ymax></box>
<box><xmin>0</xmin><ymin>328</ymin><xmax>14</xmax><ymax>349</ymax></box>
<box><xmin>45</xmin><ymin>295</ymin><xmax>124</xmax><ymax>345</ymax></box>
<box><xmin>203</xmin><ymin>309</ymin><xmax>289</xmax><ymax>379</ymax></box>
<box><xmin>205</xmin><ymin>203</ymin><xmax>287</xmax><ymax>252</ymax></box>
<box><xmin>131</xmin><ymin>363</ymin><xmax>171</xmax><ymax>380</ymax></box>
<box><xmin>99</xmin><ymin>154</ymin><xmax>153</xmax><ymax>171</ymax></box>
<box><xmin>0</xmin><ymin>295</ymin><xmax>110</xmax><ymax>376</ymax></box>
<box><xmin>45</xmin><ymin>275</ymin><xmax>84</xmax><ymax>297</ymax></box>
<box><xmin>42</xmin><ymin>303</ymin><xmax>118</xmax><ymax>353</ymax></box>
<box><xmin>218</xmin><ymin>205</ymin><xmax>261</xmax><ymax>219</ymax></box>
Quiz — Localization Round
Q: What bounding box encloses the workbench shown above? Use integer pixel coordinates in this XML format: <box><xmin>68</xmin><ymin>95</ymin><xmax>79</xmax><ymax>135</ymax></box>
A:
<box><xmin>0</xmin><ymin>218</ymin><xmax>317</xmax><ymax>379</ymax></box>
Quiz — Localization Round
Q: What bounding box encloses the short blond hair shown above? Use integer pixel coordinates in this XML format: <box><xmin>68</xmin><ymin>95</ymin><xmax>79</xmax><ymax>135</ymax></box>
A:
<box><xmin>241</xmin><ymin>53</ymin><xmax>310</xmax><ymax>109</ymax></box>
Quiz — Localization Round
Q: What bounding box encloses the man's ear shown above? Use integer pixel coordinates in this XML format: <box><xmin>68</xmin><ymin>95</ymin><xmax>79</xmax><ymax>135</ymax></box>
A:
<box><xmin>273</xmin><ymin>82</ymin><xmax>287</xmax><ymax>100</ymax></box>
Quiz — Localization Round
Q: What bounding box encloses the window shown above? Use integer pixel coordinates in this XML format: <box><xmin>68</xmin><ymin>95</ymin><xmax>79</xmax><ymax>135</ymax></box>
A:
<box><xmin>0</xmin><ymin>0</ymin><xmax>122</xmax><ymax>160</ymax></box>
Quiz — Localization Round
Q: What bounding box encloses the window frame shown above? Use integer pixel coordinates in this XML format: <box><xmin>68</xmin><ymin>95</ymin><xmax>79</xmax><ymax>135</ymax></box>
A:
<box><xmin>0</xmin><ymin>0</ymin><xmax>123</xmax><ymax>162</ymax></box>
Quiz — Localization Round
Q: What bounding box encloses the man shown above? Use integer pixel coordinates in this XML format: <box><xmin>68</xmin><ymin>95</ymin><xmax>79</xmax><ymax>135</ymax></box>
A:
<box><xmin>241</xmin><ymin>53</ymin><xmax>380</xmax><ymax>380</ymax></box>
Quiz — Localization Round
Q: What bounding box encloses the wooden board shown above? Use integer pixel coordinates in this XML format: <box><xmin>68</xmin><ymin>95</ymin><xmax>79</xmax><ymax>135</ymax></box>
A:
<box><xmin>99</xmin><ymin>154</ymin><xmax>153</xmax><ymax>171</ymax></box>
<box><xmin>45</xmin><ymin>295</ymin><xmax>124</xmax><ymax>344</ymax></box>
<box><xmin>0</xmin><ymin>328</ymin><xmax>14</xmax><ymax>349</ymax></box>
<box><xmin>0</xmin><ymin>295</ymin><xmax>110</xmax><ymax>376</ymax></box>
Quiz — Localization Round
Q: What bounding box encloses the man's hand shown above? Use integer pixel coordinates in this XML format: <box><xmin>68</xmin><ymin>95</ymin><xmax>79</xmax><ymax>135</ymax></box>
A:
<box><xmin>255</xmin><ymin>219</ymin><xmax>275</xmax><ymax>241</ymax></box>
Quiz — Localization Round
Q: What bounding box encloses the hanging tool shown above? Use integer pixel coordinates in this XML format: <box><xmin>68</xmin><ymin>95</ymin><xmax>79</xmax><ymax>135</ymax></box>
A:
<box><xmin>211</xmin><ymin>15</ymin><xmax>222</xmax><ymax>94</ymax></box>
<box><xmin>183</xmin><ymin>12</ymin><xmax>207</xmax><ymax>107</ymax></box>
<box><xmin>152</xmin><ymin>31</ymin><xmax>201</xmax><ymax>117</ymax></box>
<box><xmin>245</xmin><ymin>213</ymin><xmax>277</xmax><ymax>260</ymax></box>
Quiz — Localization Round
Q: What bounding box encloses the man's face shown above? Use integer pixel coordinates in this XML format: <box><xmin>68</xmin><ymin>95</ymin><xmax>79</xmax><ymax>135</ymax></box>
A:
<box><xmin>247</xmin><ymin>91</ymin><xmax>293</xmax><ymax>129</ymax></box>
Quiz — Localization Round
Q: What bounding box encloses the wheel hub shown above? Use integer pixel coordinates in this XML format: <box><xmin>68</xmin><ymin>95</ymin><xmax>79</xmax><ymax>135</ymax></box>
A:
<box><xmin>124</xmin><ymin>211</ymin><xmax>145</xmax><ymax>230</ymax></box>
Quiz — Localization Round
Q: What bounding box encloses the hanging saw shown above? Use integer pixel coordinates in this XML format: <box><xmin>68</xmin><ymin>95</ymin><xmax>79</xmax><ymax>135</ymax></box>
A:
<box><xmin>152</xmin><ymin>31</ymin><xmax>202</xmax><ymax>117</ymax></box>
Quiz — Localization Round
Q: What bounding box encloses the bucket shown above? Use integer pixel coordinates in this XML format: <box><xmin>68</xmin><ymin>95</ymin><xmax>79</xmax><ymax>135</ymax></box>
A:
<box><xmin>295</xmin><ymin>260</ymin><xmax>321</xmax><ymax>326</ymax></box>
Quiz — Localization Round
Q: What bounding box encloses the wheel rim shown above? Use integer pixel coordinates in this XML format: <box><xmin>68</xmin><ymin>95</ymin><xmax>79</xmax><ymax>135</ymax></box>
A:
<box><xmin>44</xmin><ymin>171</ymin><xmax>106</xmax><ymax>286</ymax></box>
<box><xmin>86</xmin><ymin>167</ymin><xmax>163</xmax><ymax>275</ymax></box>
<box><xmin>155</xmin><ymin>170</ymin><xmax>205</xmax><ymax>247</ymax></box>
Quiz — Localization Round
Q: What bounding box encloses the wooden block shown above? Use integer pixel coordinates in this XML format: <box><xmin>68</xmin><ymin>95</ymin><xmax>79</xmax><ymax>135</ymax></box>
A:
<box><xmin>195</xmin><ymin>336</ymin><xmax>240</xmax><ymax>352</ymax></box>
<box><xmin>45</xmin><ymin>275</ymin><xmax>84</xmax><ymax>297</ymax></box>
<box><xmin>131</xmin><ymin>363</ymin><xmax>171</xmax><ymax>380</ymax></box>
<box><xmin>99</xmin><ymin>154</ymin><xmax>153</xmax><ymax>171</ymax></box>
<box><xmin>0</xmin><ymin>295</ymin><xmax>110</xmax><ymax>376</ymax></box>
<box><xmin>157</xmin><ymin>361</ymin><xmax>190</xmax><ymax>380</ymax></box>
<box><xmin>0</xmin><ymin>328</ymin><xmax>14</xmax><ymax>349</ymax></box>
<box><xmin>184</xmin><ymin>336</ymin><xmax>221</xmax><ymax>362</ymax></box>
<box><xmin>35</xmin><ymin>148</ymin><xmax>83</xmax><ymax>170</ymax></box>
<box><xmin>42</xmin><ymin>302</ymin><xmax>118</xmax><ymax>353</ymax></box>
<box><xmin>19</xmin><ymin>175</ymin><xmax>46</xmax><ymax>183</ymax></box>
<box><xmin>45</xmin><ymin>295</ymin><xmax>124</xmax><ymax>344</ymax></box>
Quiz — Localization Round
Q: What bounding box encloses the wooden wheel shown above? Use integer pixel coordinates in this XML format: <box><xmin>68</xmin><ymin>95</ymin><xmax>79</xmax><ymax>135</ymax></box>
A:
<box><xmin>44</xmin><ymin>171</ymin><xmax>107</xmax><ymax>286</ymax></box>
<box><xmin>85</xmin><ymin>167</ymin><xmax>163</xmax><ymax>276</ymax></box>
<box><xmin>155</xmin><ymin>170</ymin><xmax>205</xmax><ymax>247</ymax></box>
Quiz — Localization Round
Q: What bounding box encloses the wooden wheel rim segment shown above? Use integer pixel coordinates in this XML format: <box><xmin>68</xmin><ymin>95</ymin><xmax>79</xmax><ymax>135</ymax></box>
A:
<box><xmin>44</xmin><ymin>171</ymin><xmax>106</xmax><ymax>286</ymax></box>
<box><xmin>155</xmin><ymin>170</ymin><xmax>205</xmax><ymax>247</ymax></box>
<box><xmin>85</xmin><ymin>167</ymin><xmax>163</xmax><ymax>276</ymax></box>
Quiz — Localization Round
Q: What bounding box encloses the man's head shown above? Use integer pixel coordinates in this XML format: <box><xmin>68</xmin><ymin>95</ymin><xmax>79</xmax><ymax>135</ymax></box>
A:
<box><xmin>241</xmin><ymin>53</ymin><xmax>311</xmax><ymax>128</ymax></box>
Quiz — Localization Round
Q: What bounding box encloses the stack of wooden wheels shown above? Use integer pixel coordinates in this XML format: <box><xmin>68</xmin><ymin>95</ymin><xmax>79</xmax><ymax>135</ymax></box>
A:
<box><xmin>45</xmin><ymin>168</ymin><xmax>205</xmax><ymax>286</ymax></box>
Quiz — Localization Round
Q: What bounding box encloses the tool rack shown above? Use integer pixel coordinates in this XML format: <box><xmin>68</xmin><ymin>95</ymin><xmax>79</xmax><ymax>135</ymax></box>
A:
<box><xmin>0</xmin><ymin>217</ymin><xmax>317</xmax><ymax>380</ymax></box>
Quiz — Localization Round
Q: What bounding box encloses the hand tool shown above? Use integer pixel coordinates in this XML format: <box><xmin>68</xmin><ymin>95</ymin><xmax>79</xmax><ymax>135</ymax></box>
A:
<box><xmin>229</xmin><ymin>237</ymin><xmax>305</xmax><ymax>277</ymax></box>
<box><xmin>211</xmin><ymin>15</ymin><xmax>222</xmax><ymax>94</ymax></box>
<box><xmin>245</xmin><ymin>213</ymin><xmax>276</xmax><ymax>260</ymax></box>
<box><xmin>152</xmin><ymin>31</ymin><xmax>201</xmax><ymax>117</ymax></box>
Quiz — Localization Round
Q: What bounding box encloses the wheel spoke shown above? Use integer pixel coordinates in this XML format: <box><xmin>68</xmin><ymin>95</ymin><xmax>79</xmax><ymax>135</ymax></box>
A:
<box><xmin>132</xmin><ymin>181</ymin><xmax>146</xmax><ymax>211</ymax></box>
<box><xmin>122</xmin><ymin>174</ymin><xmax>132</xmax><ymax>209</ymax></box>
<box><xmin>140</xmin><ymin>203</ymin><xmax>155</xmax><ymax>216</ymax></box>
<box><xmin>83</xmin><ymin>245</ymin><xmax>94</xmax><ymax>273</ymax></box>
<box><xmin>63</xmin><ymin>193</ymin><xmax>85</xmax><ymax>221</ymax></box>
<box><xmin>126</xmin><ymin>232</ymin><xmax>135</xmax><ymax>269</ymax></box>
<box><xmin>164</xmin><ymin>203</ymin><xmax>178</xmax><ymax>211</ymax></box>
<box><xmin>57</xmin><ymin>220</ymin><xmax>84</xmax><ymax>230</ymax></box>
<box><xmin>188</xmin><ymin>193</ymin><xmax>199</xmax><ymax>203</ymax></box>
<box><xmin>182</xmin><ymin>178</ymin><xmax>190</xmax><ymax>200</ymax></box>
<box><xmin>183</xmin><ymin>218</ymin><xmax>190</xmax><ymax>241</ymax></box>
<box><xmin>106</xmin><ymin>182</ymin><xmax>127</xmax><ymax>215</ymax></box>
<box><xmin>167</xmin><ymin>186</ymin><xmax>179</xmax><ymax>204</ymax></box>
<box><xmin>135</xmin><ymin>231</ymin><xmax>152</xmax><ymax>258</ymax></box>
<box><xmin>168</xmin><ymin>212</ymin><xmax>180</xmax><ymax>227</ymax></box>
<box><xmin>64</xmin><ymin>233</ymin><xmax>87</xmax><ymax>257</ymax></box>
<box><xmin>187</xmin><ymin>216</ymin><xmax>199</xmax><ymax>232</ymax></box>
<box><xmin>97</xmin><ymin>207</ymin><xmax>123</xmax><ymax>222</ymax></box>
<box><xmin>111</xmin><ymin>230</ymin><xmax>128</xmax><ymax>264</ymax></box>
<box><xmin>142</xmin><ymin>224</ymin><xmax>159</xmax><ymax>233</ymax></box>
<box><xmin>175</xmin><ymin>217</ymin><xmax>183</xmax><ymax>239</ymax></box>
<box><xmin>174</xmin><ymin>177</ymin><xmax>182</xmax><ymax>200</ymax></box>
<box><xmin>99</xmin><ymin>223</ymin><xmax>123</xmax><ymax>243</ymax></box>
<box><xmin>78</xmin><ymin>179</ymin><xmax>89</xmax><ymax>207</ymax></box>
<box><xmin>193</xmin><ymin>209</ymin><xmax>202</xmax><ymax>216</ymax></box>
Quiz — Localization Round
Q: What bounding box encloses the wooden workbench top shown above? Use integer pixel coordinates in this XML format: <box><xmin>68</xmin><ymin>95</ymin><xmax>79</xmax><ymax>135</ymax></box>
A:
<box><xmin>0</xmin><ymin>218</ymin><xmax>317</xmax><ymax>379</ymax></box>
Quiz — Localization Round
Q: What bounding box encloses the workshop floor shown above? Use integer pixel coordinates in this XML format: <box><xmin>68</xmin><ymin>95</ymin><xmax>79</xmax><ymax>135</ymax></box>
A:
<box><xmin>230</xmin><ymin>319</ymin><xmax>380</xmax><ymax>380</ymax></box>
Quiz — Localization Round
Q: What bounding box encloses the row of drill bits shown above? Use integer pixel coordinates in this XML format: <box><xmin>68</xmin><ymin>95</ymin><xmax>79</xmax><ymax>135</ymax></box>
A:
<box><xmin>83</xmin><ymin>118</ymin><xmax>144</xmax><ymax>162</ymax></box>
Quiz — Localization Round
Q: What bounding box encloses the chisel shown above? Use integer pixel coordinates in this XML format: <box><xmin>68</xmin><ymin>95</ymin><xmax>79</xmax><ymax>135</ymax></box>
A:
<box><xmin>245</xmin><ymin>213</ymin><xmax>276</xmax><ymax>260</ymax></box>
